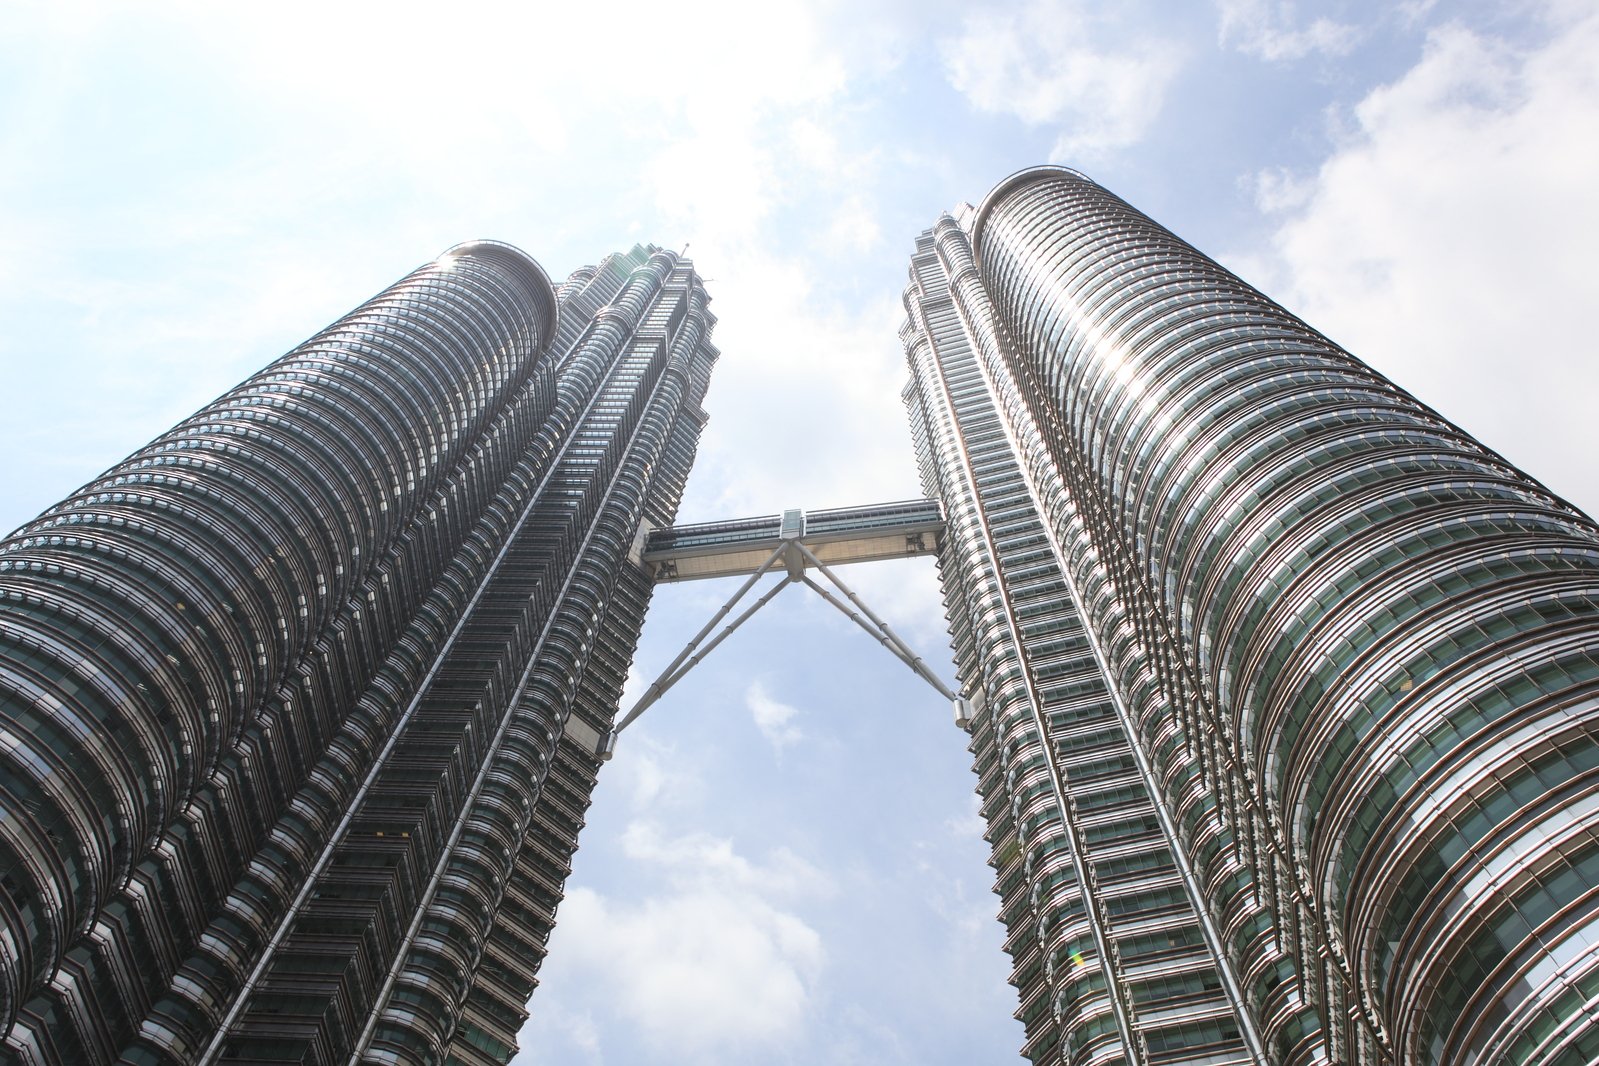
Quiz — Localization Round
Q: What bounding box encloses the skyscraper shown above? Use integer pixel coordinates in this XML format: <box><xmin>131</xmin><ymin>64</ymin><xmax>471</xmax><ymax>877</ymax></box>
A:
<box><xmin>5</xmin><ymin>167</ymin><xmax>1597</xmax><ymax>1066</ymax></box>
<box><xmin>902</xmin><ymin>167</ymin><xmax>1599</xmax><ymax>1066</ymax></box>
<box><xmin>0</xmin><ymin>240</ymin><xmax>717</xmax><ymax>1065</ymax></box>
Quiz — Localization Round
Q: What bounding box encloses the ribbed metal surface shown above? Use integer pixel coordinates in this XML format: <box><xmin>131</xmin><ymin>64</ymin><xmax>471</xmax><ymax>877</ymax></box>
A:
<box><xmin>0</xmin><ymin>242</ymin><xmax>719</xmax><ymax>1066</ymax></box>
<box><xmin>930</xmin><ymin>165</ymin><xmax>1599</xmax><ymax>1065</ymax></box>
<box><xmin>905</xmin><ymin>218</ymin><xmax>1260</xmax><ymax>1066</ymax></box>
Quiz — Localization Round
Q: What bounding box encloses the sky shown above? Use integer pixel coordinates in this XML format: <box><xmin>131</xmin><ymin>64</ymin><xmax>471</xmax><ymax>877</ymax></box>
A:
<box><xmin>1</xmin><ymin>0</ymin><xmax>1596</xmax><ymax>1062</ymax></box>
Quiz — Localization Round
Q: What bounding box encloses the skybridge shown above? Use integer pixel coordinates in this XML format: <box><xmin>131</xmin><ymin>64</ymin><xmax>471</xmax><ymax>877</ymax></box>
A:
<box><xmin>602</xmin><ymin>499</ymin><xmax>976</xmax><ymax>758</ymax></box>
<box><xmin>638</xmin><ymin>498</ymin><xmax>945</xmax><ymax>582</ymax></box>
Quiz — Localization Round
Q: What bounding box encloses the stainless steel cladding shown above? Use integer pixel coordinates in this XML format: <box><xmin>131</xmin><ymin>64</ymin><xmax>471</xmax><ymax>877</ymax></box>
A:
<box><xmin>0</xmin><ymin>242</ymin><xmax>718</xmax><ymax>1066</ymax></box>
<box><xmin>907</xmin><ymin>167</ymin><xmax>1599</xmax><ymax>1066</ymax></box>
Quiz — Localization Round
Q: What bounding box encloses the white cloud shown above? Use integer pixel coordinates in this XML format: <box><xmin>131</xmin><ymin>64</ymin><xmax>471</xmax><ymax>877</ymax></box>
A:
<box><xmin>839</xmin><ymin>553</ymin><xmax>951</xmax><ymax>652</ymax></box>
<box><xmin>0</xmin><ymin>0</ymin><xmax>932</xmax><ymax>542</ymax></box>
<box><xmin>1241</xmin><ymin>4</ymin><xmax>1599</xmax><ymax>514</ymax></box>
<box><xmin>787</xmin><ymin>116</ymin><xmax>845</xmax><ymax>174</ymax></box>
<box><xmin>1246</xmin><ymin>164</ymin><xmax>1316</xmax><ymax>213</ymax></box>
<box><xmin>619</xmin><ymin>664</ymin><xmax>645</xmax><ymax>714</ymax></box>
<box><xmin>940</xmin><ymin>0</ymin><xmax>1180</xmax><ymax>161</ymax></box>
<box><xmin>681</xmin><ymin>259</ymin><xmax>917</xmax><ymax>519</ymax></box>
<box><xmin>186</xmin><ymin>0</ymin><xmax>849</xmax><ymax>154</ymax></box>
<box><xmin>510</xmin><ymin>1003</ymin><xmax>601</xmax><ymax>1065</ymax></box>
<box><xmin>945</xmin><ymin>792</ymin><xmax>988</xmax><ymax>839</ymax></box>
<box><xmin>644</xmin><ymin>131</ymin><xmax>777</xmax><ymax>254</ymax></box>
<box><xmin>558</xmin><ymin>888</ymin><xmax>822</xmax><ymax>1055</ymax></box>
<box><xmin>823</xmin><ymin>194</ymin><xmax>884</xmax><ymax>255</ymax></box>
<box><xmin>612</xmin><ymin>734</ymin><xmax>705</xmax><ymax>813</ymax></box>
<box><xmin>918</xmin><ymin>868</ymin><xmax>994</xmax><ymax>941</ymax></box>
<box><xmin>1217</xmin><ymin>0</ymin><xmax>1360</xmax><ymax>61</ymax></box>
<box><xmin>620</xmin><ymin>821</ymin><xmax>834</xmax><ymax>899</ymax></box>
<box><xmin>746</xmin><ymin>680</ymin><xmax>805</xmax><ymax>750</ymax></box>
<box><xmin>548</xmin><ymin>824</ymin><xmax>832</xmax><ymax>1057</ymax></box>
<box><xmin>1398</xmin><ymin>0</ymin><xmax>1441</xmax><ymax>26</ymax></box>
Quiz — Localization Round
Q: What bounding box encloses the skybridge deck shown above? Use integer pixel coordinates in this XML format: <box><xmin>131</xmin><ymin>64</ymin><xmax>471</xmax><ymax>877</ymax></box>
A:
<box><xmin>640</xmin><ymin>499</ymin><xmax>944</xmax><ymax>582</ymax></box>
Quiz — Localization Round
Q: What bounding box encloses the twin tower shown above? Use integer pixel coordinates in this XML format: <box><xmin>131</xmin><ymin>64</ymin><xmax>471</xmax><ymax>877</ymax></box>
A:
<box><xmin>2</xmin><ymin>168</ymin><xmax>1597</xmax><ymax>1066</ymax></box>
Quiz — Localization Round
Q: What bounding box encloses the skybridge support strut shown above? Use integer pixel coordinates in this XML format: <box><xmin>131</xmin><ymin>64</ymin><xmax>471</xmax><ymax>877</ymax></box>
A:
<box><xmin>599</xmin><ymin>501</ymin><xmax>977</xmax><ymax>760</ymax></box>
